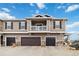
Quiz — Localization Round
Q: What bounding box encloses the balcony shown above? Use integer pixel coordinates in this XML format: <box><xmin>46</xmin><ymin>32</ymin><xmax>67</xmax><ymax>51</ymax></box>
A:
<box><xmin>31</xmin><ymin>26</ymin><xmax>47</xmax><ymax>31</ymax></box>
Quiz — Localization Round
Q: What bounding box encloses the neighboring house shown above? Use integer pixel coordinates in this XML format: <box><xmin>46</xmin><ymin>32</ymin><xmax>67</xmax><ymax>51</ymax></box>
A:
<box><xmin>0</xmin><ymin>14</ymin><xmax>67</xmax><ymax>46</ymax></box>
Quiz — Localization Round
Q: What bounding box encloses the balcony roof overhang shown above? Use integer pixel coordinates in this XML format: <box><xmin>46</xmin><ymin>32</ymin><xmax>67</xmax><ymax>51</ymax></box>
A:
<box><xmin>0</xmin><ymin>31</ymin><xmax>66</xmax><ymax>34</ymax></box>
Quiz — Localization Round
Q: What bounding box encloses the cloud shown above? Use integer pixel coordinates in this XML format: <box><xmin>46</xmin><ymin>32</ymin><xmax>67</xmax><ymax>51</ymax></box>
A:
<box><xmin>12</xmin><ymin>6</ymin><xmax>16</xmax><ymax>9</ymax></box>
<box><xmin>66</xmin><ymin>22</ymin><xmax>79</xmax><ymax>30</ymax></box>
<box><xmin>30</xmin><ymin>3</ymin><xmax>35</xmax><ymax>6</ymax></box>
<box><xmin>36</xmin><ymin>3</ymin><xmax>45</xmax><ymax>9</ymax></box>
<box><xmin>0</xmin><ymin>12</ymin><xmax>16</xmax><ymax>20</ymax></box>
<box><xmin>57</xmin><ymin>3</ymin><xmax>67</xmax><ymax>10</ymax></box>
<box><xmin>65</xmin><ymin>5</ymin><xmax>79</xmax><ymax>12</ymax></box>
<box><xmin>1</xmin><ymin>8</ymin><xmax>10</xmax><ymax>12</ymax></box>
<box><xmin>35</xmin><ymin>10</ymin><xmax>39</xmax><ymax>14</ymax></box>
<box><xmin>57</xmin><ymin>6</ymin><xmax>62</xmax><ymax>9</ymax></box>
<box><xmin>57</xmin><ymin>6</ymin><xmax>66</xmax><ymax>9</ymax></box>
<box><xmin>67</xmin><ymin>31</ymin><xmax>77</xmax><ymax>34</ymax></box>
<box><xmin>30</xmin><ymin>3</ymin><xmax>45</xmax><ymax>9</ymax></box>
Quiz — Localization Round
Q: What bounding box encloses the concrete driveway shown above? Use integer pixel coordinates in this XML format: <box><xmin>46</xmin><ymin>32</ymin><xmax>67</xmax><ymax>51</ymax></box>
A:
<box><xmin>0</xmin><ymin>46</ymin><xmax>79</xmax><ymax>56</ymax></box>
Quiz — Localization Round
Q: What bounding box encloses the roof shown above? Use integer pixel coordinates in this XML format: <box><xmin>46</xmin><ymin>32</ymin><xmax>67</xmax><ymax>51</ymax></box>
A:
<box><xmin>0</xmin><ymin>14</ymin><xmax>67</xmax><ymax>21</ymax></box>
<box><xmin>26</xmin><ymin>17</ymin><xmax>67</xmax><ymax>21</ymax></box>
<box><xmin>2</xmin><ymin>19</ymin><xmax>25</xmax><ymax>22</ymax></box>
<box><xmin>26</xmin><ymin>14</ymin><xmax>67</xmax><ymax>21</ymax></box>
<box><xmin>0</xmin><ymin>19</ymin><xmax>25</xmax><ymax>22</ymax></box>
<box><xmin>34</xmin><ymin>14</ymin><xmax>51</xmax><ymax>17</ymax></box>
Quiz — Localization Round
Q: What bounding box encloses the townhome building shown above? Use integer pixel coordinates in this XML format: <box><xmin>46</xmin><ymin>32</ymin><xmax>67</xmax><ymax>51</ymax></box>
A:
<box><xmin>0</xmin><ymin>14</ymin><xmax>67</xmax><ymax>46</ymax></box>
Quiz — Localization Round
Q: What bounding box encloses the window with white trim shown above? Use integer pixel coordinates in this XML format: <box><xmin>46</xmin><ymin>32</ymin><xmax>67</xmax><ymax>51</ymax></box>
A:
<box><xmin>19</xmin><ymin>22</ymin><xmax>26</xmax><ymax>29</ymax></box>
<box><xmin>5</xmin><ymin>22</ymin><xmax>13</xmax><ymax>29</ymax></box>
<box><xmin>55</xmin><ymin>21</ymin><xmax>60</xmax><ymax>28</ymax></box>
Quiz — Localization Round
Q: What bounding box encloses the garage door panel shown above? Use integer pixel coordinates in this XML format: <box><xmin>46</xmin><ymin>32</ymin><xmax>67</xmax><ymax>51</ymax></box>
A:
<box><xmin>21</xmin><ymin>37</ymin><xmax>41</xmax><ymax>46</ymax></box>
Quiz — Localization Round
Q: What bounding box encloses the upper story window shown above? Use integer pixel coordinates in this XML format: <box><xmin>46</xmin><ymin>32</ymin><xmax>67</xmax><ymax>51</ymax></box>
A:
<box><xmin>53</xmin><ymin>21</ymin><xmax>62</xmax><ymax>29</ymax></box>
<box><xmin>60</xmin><ymin>21</ymin><xmax>62</xmax><ymax>29</ymax></box>
<box><xmin>5</xmin><ymin>22</ymin><xmax>13</xmax><ymax>29</ymax></box>
<box><xmin>55</xmin><ymin>21</ymin><xmax>60</xmax><ymax>28</ymax></box>
<box><xmin>19</xmin><ymin>22</ymin><xmax>27</xmax><ymax>29</ymax></box>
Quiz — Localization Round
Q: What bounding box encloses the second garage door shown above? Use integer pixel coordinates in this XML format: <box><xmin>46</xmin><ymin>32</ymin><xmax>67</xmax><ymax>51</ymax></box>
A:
<box><xmin>6</xmin><ymin>37</ymin><xmax>15</xmax><ymax>46</ymax></box>
<box><xmin>46</xmin><ymin>37</ymin><xmax>56</xmax><ymax>46</ymax></box>
<box><xmin>21</xmin><ymin>37</ymin><xmax>41</xmax><ymax>46</ymax></box>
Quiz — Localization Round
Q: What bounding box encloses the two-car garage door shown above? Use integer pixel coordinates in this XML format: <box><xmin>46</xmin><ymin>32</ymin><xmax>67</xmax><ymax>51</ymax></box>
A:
<box><xmin>21</xmin><ymin>37</ymin><xmax>41</xmax><ymax>46</ymax></box>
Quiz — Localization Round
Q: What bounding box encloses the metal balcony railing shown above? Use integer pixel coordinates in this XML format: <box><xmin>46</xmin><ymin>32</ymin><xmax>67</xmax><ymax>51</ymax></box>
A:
<box><xmin>31</xmin><ymin>26</ymin><xmax>47</xmax><ymax>31</ymax></box>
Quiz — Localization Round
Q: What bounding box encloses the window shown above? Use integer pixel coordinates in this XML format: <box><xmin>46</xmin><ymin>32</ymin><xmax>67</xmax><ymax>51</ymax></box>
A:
<box><xmin>53</xmin><ymin>21</ymin><xmax>55</xmax><ymax>29</ymax></box>
<box><xmin>19</xmin><ymin>22</ymin><xmax>26</xmax><ymax>29</ymax></box>
<box><xmin>60</xmin><ymin>21</ymin><xmax>62</xmax><ymax>29</ymax></box>
<box><xmin>60</xmin><ymin>21</ymin><xmax>64</xmax><ymax>29</ymax></box>
<box><xmin>55</xmin><ymin>21</ymin><xmax>60</xmax><ymax>28</ymax></box>
<box><xmin>54</xmin><ymin>21</ymin><xmax>63</xmax><ymax>29</ymax></box>
<box><xmin>5</xmin><ymin>22</ymin><xmax>13</xmax><ymax>29</ymax></box>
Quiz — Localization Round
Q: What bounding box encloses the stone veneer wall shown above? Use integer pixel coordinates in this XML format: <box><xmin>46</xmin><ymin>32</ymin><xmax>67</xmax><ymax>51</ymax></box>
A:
<box><xmin>0</xmin><ymin>21</ymin><xmax>3</xmax><ymax>31</ymax></box>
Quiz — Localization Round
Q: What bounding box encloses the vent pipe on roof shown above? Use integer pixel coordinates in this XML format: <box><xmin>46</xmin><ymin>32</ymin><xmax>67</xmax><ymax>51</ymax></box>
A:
<box><xmin>44</xmin><ymin>14</ymin><xmax>51</xmax><ymax>17</ymax></box>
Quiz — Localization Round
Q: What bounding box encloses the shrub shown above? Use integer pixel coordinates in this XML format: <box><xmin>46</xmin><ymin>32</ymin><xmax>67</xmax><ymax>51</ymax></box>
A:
<box><xmin>69</xmin><ymin>40</ymin><xmax>79</xmax><ymax>50</ymax></box>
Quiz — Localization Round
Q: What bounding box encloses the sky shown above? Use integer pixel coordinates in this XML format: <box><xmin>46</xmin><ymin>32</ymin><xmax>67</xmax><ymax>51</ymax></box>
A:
<box><xmin>0</xmin><ymin>3</ymin><xmax>79</xmax><ymax>40</ymax></box>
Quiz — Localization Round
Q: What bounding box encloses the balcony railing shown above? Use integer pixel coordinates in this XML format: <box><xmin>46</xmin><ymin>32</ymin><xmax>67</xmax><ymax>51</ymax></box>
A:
<box><xmin>31</xmin><ymin>26</ymin><xmax>47</xmax><ymax>31</ymax></box>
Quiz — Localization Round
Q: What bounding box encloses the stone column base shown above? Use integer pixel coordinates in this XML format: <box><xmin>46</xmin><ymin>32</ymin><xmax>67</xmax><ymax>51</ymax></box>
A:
<box><xmin>41</xmin><ymin>40</ymin><xmax>46</xmax><ymax>47</ymax></box>
<box><xmin>41</xmin><ymin>36</ymin><xmax>46</xmax><ymax>47</ymax></box>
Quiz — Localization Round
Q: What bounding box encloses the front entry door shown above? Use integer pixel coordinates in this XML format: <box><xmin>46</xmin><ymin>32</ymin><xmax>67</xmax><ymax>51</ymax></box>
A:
<box><xmin>6</xmin><ymin>37</ymin><xmax>15</xmax><ymax>46</ymax></box>
<box><xmin>46</xmin><ymin>37</ymin><xmax>56</xmax><ymax>46</ymax></box>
